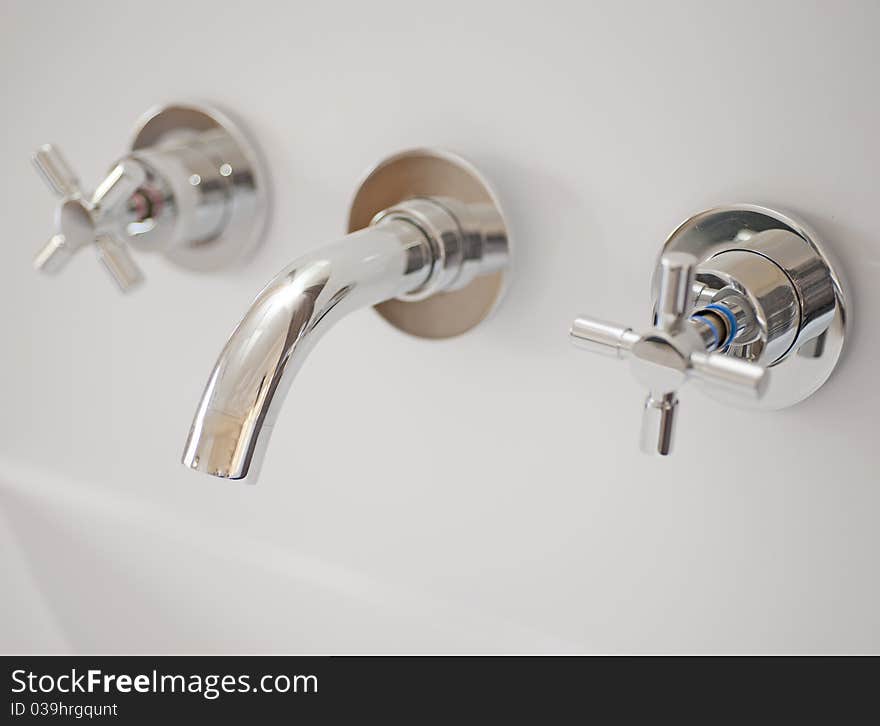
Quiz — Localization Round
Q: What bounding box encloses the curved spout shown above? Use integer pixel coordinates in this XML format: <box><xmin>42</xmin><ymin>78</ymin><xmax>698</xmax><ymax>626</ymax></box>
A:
<box><xmin>182</xmin><ymin>219</ymin><xmax>432</xmax><ymax>480</ymax></box>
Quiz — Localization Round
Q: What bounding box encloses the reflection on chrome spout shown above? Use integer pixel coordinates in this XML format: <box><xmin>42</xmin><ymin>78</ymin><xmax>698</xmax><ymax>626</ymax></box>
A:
<box><xmin>181</xmin><ymin>218</ymin><xmax>432</xmax><ymax>480</ymax></box>
<box><xmin>183</xmin><ymin>146</ymin><xmax>511</xmax><ymax>484</ymax></box>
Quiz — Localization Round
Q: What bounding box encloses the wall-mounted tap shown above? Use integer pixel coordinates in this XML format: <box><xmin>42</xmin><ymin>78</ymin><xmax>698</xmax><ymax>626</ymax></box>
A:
<box><xmin>570</xmin><ymin>205</ymin><xmax>848</xmax><ymax>455</ymax></box>
<box><xmin>182</xmin><ymin>149</ymin><xmax>510</xmax><ymax>481</ymax></box>
<box><xmin>32</xmin><ymin>102</ymin><xmax>268</xmax><ymax>291</ymax></box>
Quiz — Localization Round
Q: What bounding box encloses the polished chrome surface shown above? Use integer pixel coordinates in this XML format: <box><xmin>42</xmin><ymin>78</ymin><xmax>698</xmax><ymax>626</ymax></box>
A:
<box><xmin>570</xmin><ymin>317</ymin><xmax>640</xmax><ymax>358</ymax></box>
<box><xmin>570</xmin><ymin>204</ymin><xmax>848</xmax><ymax>455</ymax></box>
<box><xmin>33</xmin><ymin>147</ymin><xmax>149</xmax><ymax>290</ymax></box>
<box><xmin>182</xmin><ymin>220</ymin><xmax>431</xmax><ymax>480</ymax></box>
<box><xmin>654</xmin><ymin>251</ymin><xmax>696</xmax><ymax>331</ymax></box>
<box><xmin>349</xmin><ymin>148</ymin><xmax>510</xmax><ymax>338</ymax></box>
<box><xmin>33</xmin><ymin>102</ymin><xmax>268</xmax><ymax>291</ymax></box>
<box><xmin>696</xmin><ymin>247</ymin><xmax>800</xmax><ymax>364</ymax></box>
<box><xmin>657</xmin><ymin>205</ymin><xmax>847</xmax><ymax>409</ymax></box>
<box><xmin>642</xmin><ymin>391</ymin><xmax>677</xmax><ymax>456</ymax></box>
<box><xmin>130</xmin><ymin>103</ymin><xmax>269</xmax><ymax>271</ymax></box>
<box><xmin>184</xmin><ymin>155</ymin><xmax>510</xmax><ymax>482</ymax></box>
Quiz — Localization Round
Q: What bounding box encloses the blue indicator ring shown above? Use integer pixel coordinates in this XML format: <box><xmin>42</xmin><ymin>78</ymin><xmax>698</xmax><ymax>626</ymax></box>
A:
<box><xmin>703</xmin><ymin>303</ymin><xmax>738</xmax><ymax>349</ymax></box>
<box><xmin>691</xmin><ymin>313</ymin><xmax>720</xmax><ymax>349</ymax></box>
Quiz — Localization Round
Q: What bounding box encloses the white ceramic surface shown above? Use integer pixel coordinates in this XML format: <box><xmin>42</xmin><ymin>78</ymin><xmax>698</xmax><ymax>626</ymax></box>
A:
<box><xmin>2</xmin><ymin>0</ymin><xmax>878</xmax><ymax>653</ymax></box>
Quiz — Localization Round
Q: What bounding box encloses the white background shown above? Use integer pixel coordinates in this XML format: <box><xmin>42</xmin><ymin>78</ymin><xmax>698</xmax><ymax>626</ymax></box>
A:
<box><xmin>1</xmin><ymin>0</ymin><xmax>878</xmax><ymax>653</ymax></box>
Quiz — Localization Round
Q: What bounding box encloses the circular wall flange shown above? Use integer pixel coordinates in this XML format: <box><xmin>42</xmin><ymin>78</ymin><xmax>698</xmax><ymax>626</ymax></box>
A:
<box><xmin>129</xmin><ymin>102</ymin><xmax>270</xmax><ymax>271</ymax></box>
<box><xmin>656</xmin><ymin>204</ymin><xmax>848</xmax><ymax>410</ymax></box>
<box><xmin>348</xmin><ymin>148</ymin><xmax>510</xmax><ymax>338</ymax></box>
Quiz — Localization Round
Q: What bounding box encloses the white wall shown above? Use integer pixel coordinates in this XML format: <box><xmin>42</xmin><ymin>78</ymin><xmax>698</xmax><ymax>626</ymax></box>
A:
<box><xmin>1</xmin><ymin>0</ymin><xmax>878</xmax><ymax>653</ymax></box>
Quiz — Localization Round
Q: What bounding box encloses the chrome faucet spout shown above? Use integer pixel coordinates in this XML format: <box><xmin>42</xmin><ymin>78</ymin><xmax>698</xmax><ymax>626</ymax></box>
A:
<box><xmin>182</xmin><ymin>148</ymin><xmax>512</xmax><ymax>484</ymax></box>
<box><xmin>182</xmin><ymin>218</ymin><xmax>433</xmax><ymax>481</ymax></box>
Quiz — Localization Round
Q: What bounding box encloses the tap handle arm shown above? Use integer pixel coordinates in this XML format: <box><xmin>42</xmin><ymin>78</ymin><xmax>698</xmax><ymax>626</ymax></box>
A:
<box><xmin>689</xmin><ymin>350</ymin><xmax>769</xmax><ymax>399</ymax></box>
<box><xmin>95</xmin><ymin>235</ymin><xmax>143</xmax><ymax>292</ymax></box>
<box><xmin>33</xmin><ymin>144</ymin><xmax>81</xmax><ymax>199</ymax></box>
<box><xmin>89</xmin><ymin>160</ymin><xmax>145</xmax><ymax>215</ymax></box>
<box><xmin>569</xmin><ymin>317</ymin><xmax>639</xmax><ymax>358</ymax></box>
<box><xmin>654</xmin><ymin>251</ymin><xmax>697</xmax><ymax>331</ymax></box>
<box><xmin>34</xmin><ymin>234</ymin><xmax>75</xmax><ymax>274</ymax></box>
<box><xmin>641</xmin><ymin>392</ymin><xmax>678</xmax><ymax>456</ymax></box>
<box><xmin>92</xmin><ymin>161</ymin><xmax>146</xmax><ymax>292</ymax></box>
<box><xmin>570</xmin><ymin>252</ymin><xmax>699</xmax><ymax>354</ymax></box>
<box><xmin>32</xmin><ymin>148</ymin><xmax>146</xmax><ymax>291</ymax></box>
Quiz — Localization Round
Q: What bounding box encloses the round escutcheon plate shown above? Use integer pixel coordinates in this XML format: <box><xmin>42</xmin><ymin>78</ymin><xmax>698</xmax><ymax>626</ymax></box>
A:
<box><xmin>129</xmin><ymin>102</ymin><xmax>270</xmax><ymax>272</ymax></box>
<box><xmin>656</xmin><ymin>204</ymin><xmax>848</xmax><ymax>410</ymax></box>
<box><xmin>348</xmin><ymin>148</ymin><xmax>511</xmax><ymax>339</ymax></box>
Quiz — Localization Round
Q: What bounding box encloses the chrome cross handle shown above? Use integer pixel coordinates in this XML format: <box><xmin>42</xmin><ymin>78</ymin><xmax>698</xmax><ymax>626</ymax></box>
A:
<box><xmin>570</xmin><ymin>205</ymin><xmax>849</xmax><ymax>457</ymax></box>
<box><xmin>33</xmin><ymin>145</ymin><xmax>146</xmax><ymax>291</ymax></box>
<box><xmin>570</xmin><ymin>252</ymin><xmax>769</xmax><ymax>455</ymax></box>
<box><xmin>30</xmin><ymin>102</ymin><xmax>270</xmax><ymax>294</ymax></box>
